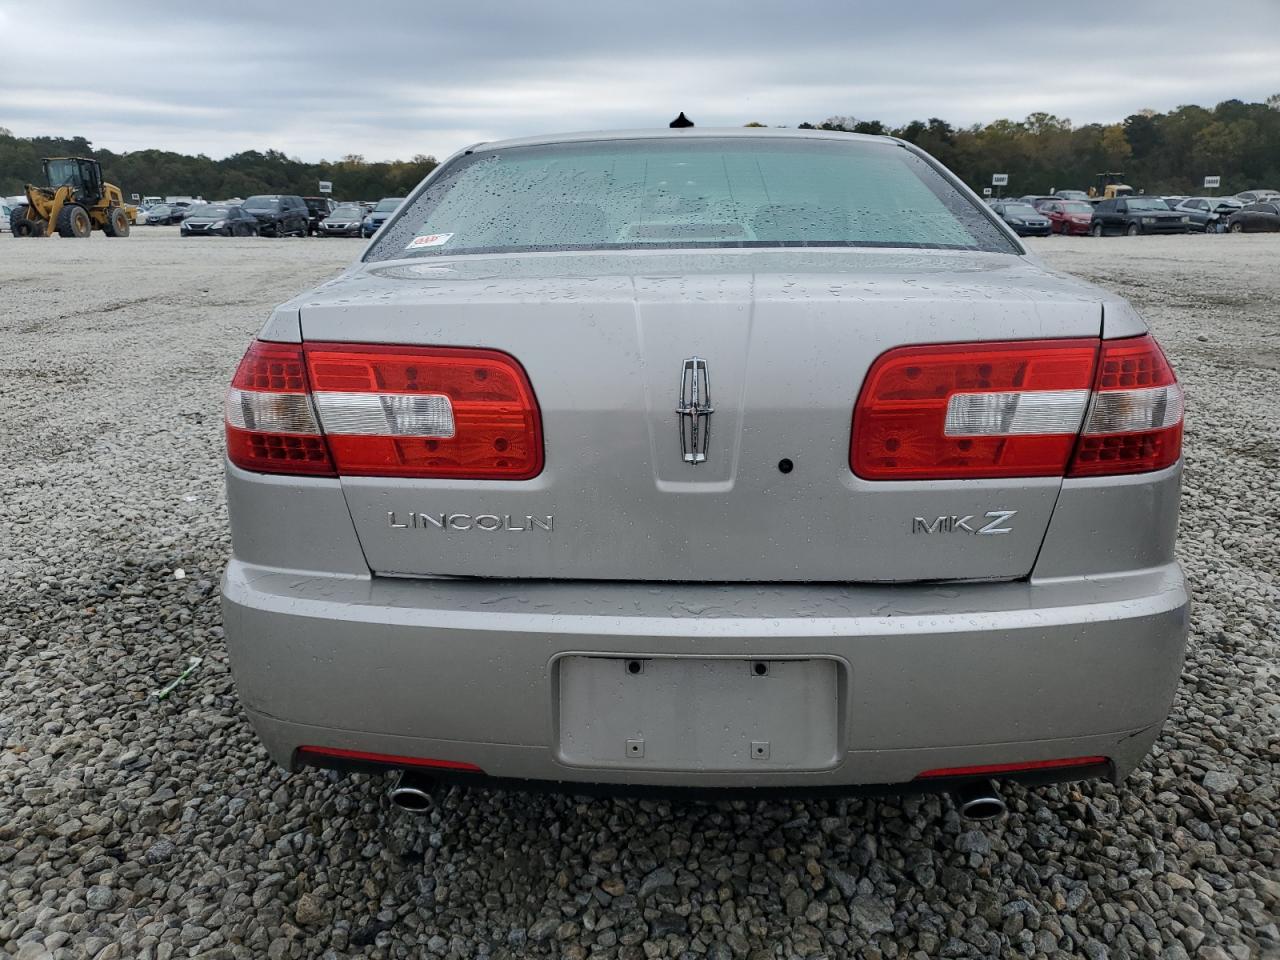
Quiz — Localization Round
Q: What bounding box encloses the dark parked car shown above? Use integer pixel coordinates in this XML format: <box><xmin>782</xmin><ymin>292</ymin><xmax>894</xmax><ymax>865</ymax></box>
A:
<box><xmin>362</xmin><ymin>197</ymin><xmax>405</xmax><ymax>238</ymax></box>
<box><xmin>180</xmin><ymin>204</ymin><xmax>260</xmax><ymax>237</ymax></box>
<box><xmin>1089</xmin><ymin>197</ymin><xmax>1191</xmax><ymax>236</ymax></box>
<box><xmin>144</xmin><ymin>204</ymin><xmax>186</xmax><ymax>226</ymax></box>
<box><xmin>1171</xmin><ymin>197</ymin><xmax>1243</xmax><ymax>233</ymax></box>
<box><xmin>241</xmin><ymin>195</ymin><xmax>309</xmax><ymax>237</ymax></box>
<box><xmin>303</xmin><ymin>197</ymin><xmax>337</xmax><ymax>235</ymax></box>
<box><xmin>319</xmin><ymin>202</ymin><xmax>368</xmax><ymax>237</ymax></box>
<box><xmin>1225</xmin><ymin>201</ymin><xmax>1280</xmax><ymax>233</ymax></box>
<box><xmin>1038</xmin><ymin>199</ymin><xmax>1095</xmax><ymax>236</ymax></box>
<box><xmin>991</xmin><ymin>201</ymin><xmax>1051</xmax><ymax>236</ymax></box>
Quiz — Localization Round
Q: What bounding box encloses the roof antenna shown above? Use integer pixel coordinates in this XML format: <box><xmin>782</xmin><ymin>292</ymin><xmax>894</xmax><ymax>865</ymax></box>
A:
<box><xmin>669</xmin><ymin>112</ymin><xmax>694</xmax><ymax>128</ymax></box>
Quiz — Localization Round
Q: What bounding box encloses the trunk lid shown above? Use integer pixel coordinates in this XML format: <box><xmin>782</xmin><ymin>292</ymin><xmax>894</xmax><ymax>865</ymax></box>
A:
<box><xmin>299</xmin><ymin>249</ymin><xmax>1102</xmax><ymax>582</ymax></box>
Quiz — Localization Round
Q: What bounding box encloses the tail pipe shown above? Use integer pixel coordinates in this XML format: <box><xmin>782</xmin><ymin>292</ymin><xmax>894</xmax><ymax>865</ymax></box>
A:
<box><xmin>388</xmin><ymin>770</ymin><xmax>438</xmax><ymax>813</ymax></box>
<box><xmin>952</xmin><ymin>780</ymin><xmax>1007</xmax><ymax>821</ymax></box>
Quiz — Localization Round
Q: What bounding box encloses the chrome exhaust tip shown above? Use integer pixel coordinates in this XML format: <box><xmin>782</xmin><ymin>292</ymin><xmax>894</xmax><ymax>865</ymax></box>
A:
<box><xmin>388</xmin><ymin>771</ymin><xmax>436</xmax><ymax>813</ymax></box>
<box><xmin>953</xmin><ymin>780</ymin><xmax>1007</xmax><ymax>821</ymax></box>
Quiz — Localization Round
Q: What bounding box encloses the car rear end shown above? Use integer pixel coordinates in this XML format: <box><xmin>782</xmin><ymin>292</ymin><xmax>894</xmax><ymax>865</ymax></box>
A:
<box><xmin>221</xmin><ymin>131</ymin><xmax>1188</xmax><ymax>798</ymax></box>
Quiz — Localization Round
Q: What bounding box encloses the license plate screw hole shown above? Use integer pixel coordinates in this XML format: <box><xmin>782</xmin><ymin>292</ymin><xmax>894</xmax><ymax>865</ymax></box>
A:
<box><xmin>752</xmin><ymin>661</ymin><xmax>769</xmax><ymax>677</ymax></box>
<box><xmin>751</xmin><ymin>740</ymin><xmax>770</xmax><ymax>759</ymax></box>
<box><xmin>626</xmin><ymin>660</ymin><xmax>643</xmax><ymax>676</ymax></box>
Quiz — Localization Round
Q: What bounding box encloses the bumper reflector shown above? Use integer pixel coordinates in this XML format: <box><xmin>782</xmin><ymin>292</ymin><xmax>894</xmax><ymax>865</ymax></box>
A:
<box><xmin>915</xmin><ymin>756</ymin><xmax>1107</xmax><ymax>779</ymax></box>
<box><xmin>296</xmin><ymin>746</ymin><xmax>484</xmax><ymax>772</ymax></box>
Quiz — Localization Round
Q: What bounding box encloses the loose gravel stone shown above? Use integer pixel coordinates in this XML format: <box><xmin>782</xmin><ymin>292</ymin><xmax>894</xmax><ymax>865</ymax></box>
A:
<box><xmin>0</xmin><ymin>231</ymin><xmax>1277</xmax><ymax>960</ymax></box>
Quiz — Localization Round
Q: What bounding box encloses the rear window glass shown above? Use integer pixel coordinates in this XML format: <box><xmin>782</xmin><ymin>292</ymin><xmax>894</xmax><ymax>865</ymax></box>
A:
<box><xmin>366</xmin><ymin>137</ymin><xmax>1018</xmax><ymax>260</ymax></box>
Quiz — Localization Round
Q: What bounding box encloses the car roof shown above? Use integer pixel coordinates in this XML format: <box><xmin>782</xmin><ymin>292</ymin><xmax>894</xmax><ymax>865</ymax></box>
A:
<box><xmin>469</xmin><ymin>127</ymin><xmax>901</xmax><ymax>152</ymax></box>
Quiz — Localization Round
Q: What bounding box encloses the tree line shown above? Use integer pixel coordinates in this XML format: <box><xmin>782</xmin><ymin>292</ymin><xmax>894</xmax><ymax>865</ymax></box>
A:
<box><xmin>798</xmin><ymin>95</ymin><xmax>1280</xmax><ymax>196</ymax></box>
<box><xmin>0</xmin><ymin>133</ymin><xmax>439</xmax><ymax>201</ymax></box>
<box><xmin>3</xmin><ymin>95</ymin><xmax>1278</xmax><ymax>201</ymax></box>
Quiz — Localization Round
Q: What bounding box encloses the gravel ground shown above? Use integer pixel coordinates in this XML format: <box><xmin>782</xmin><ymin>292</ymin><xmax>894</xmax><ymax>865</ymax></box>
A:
<box><xmin>0</xmin><ymin>229</ymin><xmax>1276</xmax><ymax>960</ymax></box>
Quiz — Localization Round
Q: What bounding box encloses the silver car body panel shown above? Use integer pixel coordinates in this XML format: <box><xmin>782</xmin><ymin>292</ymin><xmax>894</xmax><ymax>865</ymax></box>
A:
<box><xmin>223</xmin><ymin>544</ymin><xmax>1186</xmax><ymax>786</ymax></box>
<box><xmin>295</xmin><ymin>249</ymin><xmax>1108</xmax><ymax>583</ymax></box>
<box><xmin>222</xmin><ymin>129</ymin><xmax>1188</xmax><ymax>789</ymax></box>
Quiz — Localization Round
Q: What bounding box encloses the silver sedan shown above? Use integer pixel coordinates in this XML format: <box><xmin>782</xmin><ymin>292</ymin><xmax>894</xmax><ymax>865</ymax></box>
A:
<box><xmin>221</xmin><ymin>128</ymin><xmax>1188</xmax><ymax>816</ymax></box>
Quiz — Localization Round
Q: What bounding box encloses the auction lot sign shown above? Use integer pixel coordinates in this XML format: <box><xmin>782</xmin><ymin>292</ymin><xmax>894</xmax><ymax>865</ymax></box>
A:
<box><xmin>1204</xmin><ymin>176</ymin><xmax>1221</xmax><ymax>189</ymax></box>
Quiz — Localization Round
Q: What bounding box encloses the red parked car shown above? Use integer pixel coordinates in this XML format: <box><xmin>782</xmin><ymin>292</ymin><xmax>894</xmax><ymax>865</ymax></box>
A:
<box><xmin>1035</xmin><ymin>198</ymin><xmax>1096</xmax><ymax>236</ymax></box>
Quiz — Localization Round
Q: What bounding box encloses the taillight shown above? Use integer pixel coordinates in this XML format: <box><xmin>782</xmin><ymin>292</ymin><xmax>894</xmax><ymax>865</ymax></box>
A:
<box><xmin>852</xmin><ymin>339</ymin><xmax>1100</xmax><ymax>480</ymax></box>
<box><xmin>224</xmin><ymin>340</ymin><xmax>543</xmax><ymax>480</ymax></box>
<box><xmin>304</xmin><ymin>343</ymin><xmax>543</xmax><ymax>479</ymax></box>
<box><xmin>851</xmin><ymin>334</ymin><xmax>1183</xmax><ymax>481</ymax></box>
<box><xmin>1067</xmin><ymin>335</ymin><xmax>1183</xmax><ymax>477</ymax></box>
<box><xmin>225</xmin><ymin>341</ymin><xmax>334</xmax><ymax>476</ymax></box>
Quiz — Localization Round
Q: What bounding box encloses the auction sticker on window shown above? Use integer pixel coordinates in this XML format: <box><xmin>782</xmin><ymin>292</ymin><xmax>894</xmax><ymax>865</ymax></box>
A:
<box><xmin>406</xmin><ymin>233</ymin><xmax>453</xmax><ymax>249</ymax></box>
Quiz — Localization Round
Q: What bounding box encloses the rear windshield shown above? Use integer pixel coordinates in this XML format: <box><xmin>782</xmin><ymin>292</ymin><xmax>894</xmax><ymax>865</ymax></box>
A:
<box><xmin>366</xmin><ymin>137</ymin><xmax>1018</xmax><ymax>261</ymax></box>
<box><xmin>1126</xmin><ymin>198</ymin><xmax>1170</xmax><ymax>211</ymax></box>
<box><xmin>243</xmin><ymin>196</ymin><xmax>279</xmax><ymax>211</ymax></box>
<box><xmin>187</xmin><ymin>205</ymin><xmax>230</xmax><ymax>217</ymax></box>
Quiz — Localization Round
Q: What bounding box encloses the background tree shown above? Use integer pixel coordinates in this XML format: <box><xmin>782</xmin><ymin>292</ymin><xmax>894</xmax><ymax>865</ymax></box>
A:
<box><xmin>5</xmin><ymin>95</ymin><xmax>1279</xmax><ymax>200</ymax></box>
<box><xmin>797</xmin><ymin>95</ymin><xmax>1280</xmax><ymax>194</ymax></box>
<box><xmin>0</xmin><ymin>133</ymin><xmax>438</xmax><ymax>201</ymax></box>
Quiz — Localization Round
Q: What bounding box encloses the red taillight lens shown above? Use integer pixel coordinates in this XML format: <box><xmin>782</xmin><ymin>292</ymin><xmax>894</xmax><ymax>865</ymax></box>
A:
<box><xmin>1067</xmin><ymin>334</ymin><xmax>1183</xmax><ymax>477</ymax></box>
<box><xmin>225</xmin><ymin>341</ymin><xmax>335</xmax><ymax>476</ymax></box>
<box><xmin>851</xmin><ymin>339</ymin><xmax>1100</xmax><ymax>480</ymax></box>
<box><xmin>303</xmin><ymin>343</ymin><xmax>543</xmax><ymax>479</ymax></box>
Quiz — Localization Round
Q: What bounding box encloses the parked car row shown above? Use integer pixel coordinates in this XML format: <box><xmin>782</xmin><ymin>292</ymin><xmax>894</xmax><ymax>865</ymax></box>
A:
<box><xmin>989</xmin><ymin>189</ymin><xmax>1280</xmax><ymax>236</ymax></box>
<box><xmin>139</xmin><ymin>194</ymin><xmax>408</xmax><ymax>239</ymax></box>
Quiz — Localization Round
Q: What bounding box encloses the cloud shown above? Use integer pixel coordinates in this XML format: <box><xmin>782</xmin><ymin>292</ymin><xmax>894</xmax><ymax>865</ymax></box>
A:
<box><xmin>2</xmin><ymin>0</ymin><xmax>1279</xmax><ymax>160</ymax></box>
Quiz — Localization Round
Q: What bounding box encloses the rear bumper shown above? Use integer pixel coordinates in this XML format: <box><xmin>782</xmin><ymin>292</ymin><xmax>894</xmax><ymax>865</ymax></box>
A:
<box><xmin>222</xmin><ymin>560</ymin><xmax>1188</xmax><ymax>791</ymax></box>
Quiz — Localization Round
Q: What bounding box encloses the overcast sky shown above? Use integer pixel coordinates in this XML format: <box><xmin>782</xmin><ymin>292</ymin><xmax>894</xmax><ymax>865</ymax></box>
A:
<box><xmin>2</xmin><ymin>0</ymin><xmax>1278</xmax><ymax>162</ymax></box>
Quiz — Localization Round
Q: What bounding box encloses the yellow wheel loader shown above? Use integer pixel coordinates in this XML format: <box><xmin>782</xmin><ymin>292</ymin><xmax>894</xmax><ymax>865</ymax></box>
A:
<box><xmin>9</xmin><ymin>157</ymin><xmax>137</xmax><ymax>238</ymax></box>
<box><xmin>1087</xmin><ymin>172</ymin><xmax>1135</xmax><ymax>201</ymax></box>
